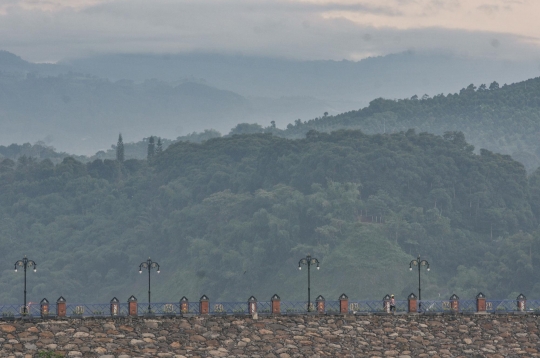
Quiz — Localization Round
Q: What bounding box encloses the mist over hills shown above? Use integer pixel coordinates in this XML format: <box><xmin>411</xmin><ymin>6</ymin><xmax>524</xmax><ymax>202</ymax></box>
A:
<box><xmin>65</xmin><ymin>51</ymin><xmax>540</xmax><ymax>110</ymax></box>
<box><xmin>0</xmin><ymin>51</ymin><xmax>330</xmax><ymax>154</ymax></box>
<box><xmin>2</xmin><ymin>49</ymin><xmax>540</xmax><ymax>303</ymax></box>
<box><xmin>1</xmin><ymin>50</ymin><xmax>539</xmax><ymax>155</ymax></box>
<box><xmin>273</xmin><ymin>77</ymin><xmax>540</xmax><ymax>171</ymax></box>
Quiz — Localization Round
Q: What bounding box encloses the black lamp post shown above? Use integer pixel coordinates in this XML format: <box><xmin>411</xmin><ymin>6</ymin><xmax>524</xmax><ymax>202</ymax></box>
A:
<box><xmin>409</xmin><ymin>255</ymin><xmax>430</xmax><ymax>309</ymax></box>
<box><xmin>139</xmin><ymin>258</ymin><xmax>160</xmax><ymax>313</ymax></box>
<box><xmin>14</xmin><ymin>256</ymin><xmax>36</xmax><ymax>315</ymax></box>
<box><xmin>298</xmin><ymin>254</ymin><xmax>319</xmax><ymax>312</ymax></box>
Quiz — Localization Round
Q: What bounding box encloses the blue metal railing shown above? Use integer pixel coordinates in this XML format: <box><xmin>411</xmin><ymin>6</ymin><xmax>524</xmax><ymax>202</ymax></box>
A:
<box><xmin>66</xmin><ymin>303</ymin><xmax>115</xmax><ymax>317</ymax></box>
<box><xmin>4</xmin><ymin>298</ymin><xmax>540</xmax><ymax>318</ymax></box>
<box><xmin>347</xmin><ymin>300</ymin><xmax>407</xmax><ymax>313</ymax></box>
<box><xmin>419</xmin><ymin>300</ymin><xmax>451</xmax><ymax>312</ymax></box>
<box><xmin>348</xmin><ymin>300</ymin><xmax>385</xmax><ymax>313</ymax></box>
<box><xmin>138</xmin><ymin>302</ymin><xmax>180</xmax><ymax>315</ymax></box>
<box><xmin>257</xmin><ymin>301</ymin><xmax>272</xmax><ymax>314</ymax></box>
<box><xmin>486</xmin><ymin>300</ymin><xmax>520</xmax><ymax>313</ymax></box>
<box><xmin>281</xmin><ymin>301</ymin><xmax>311</xmax><ymax>314</ymax></box>
<box><xmin>525</xmin><ymin>300</ymin><xmax>540</xmax><ymax>312</ymax></box>
<box><xmin>395</xmin><ymin>300</ymin><xmax>408</xmax><ymax>312</ymax></box>
<box><xmin>460</xmin><ymin>300</ymin><xmax>477</xmax><ymax>313</ymax></box>
<box><xmin>210</xmin><ymin>302</ymin><xmax>248</xmax><ymax>315</ymax></box>
<box><xmin>326</xmin><ymin>300</ymin><xmax>340</xmax><ymax>313</ymax></box>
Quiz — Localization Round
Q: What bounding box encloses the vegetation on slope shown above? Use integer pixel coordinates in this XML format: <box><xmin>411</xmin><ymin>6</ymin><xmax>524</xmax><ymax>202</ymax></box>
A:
<box><xmin>0</xmin><ymin>130</ymin><xmax>538</xmax><ymax>304</ymax></box>
<box><xmin>267</xmin><ymin>77</ymin><xmax>540</xmax><ymax>171</ymax></box>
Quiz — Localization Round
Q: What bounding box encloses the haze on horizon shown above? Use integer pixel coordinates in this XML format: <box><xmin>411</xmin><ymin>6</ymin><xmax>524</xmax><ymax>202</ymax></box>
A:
<box><xmin>0</xmin><ymin>0</ymin><xmax>540</xmax><ymax>156</ymax></box>
<box><xmin>0</xmin><ymin>0</ymin><xmax>539</xmax><ymax>63</ymax></box>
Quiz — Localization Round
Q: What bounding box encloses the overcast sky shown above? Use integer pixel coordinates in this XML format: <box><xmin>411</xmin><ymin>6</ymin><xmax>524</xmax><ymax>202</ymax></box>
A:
<box><xmin>0</xmin><ymin>0</ymin><xmax>539</xmax><ymax>63</ymax></box>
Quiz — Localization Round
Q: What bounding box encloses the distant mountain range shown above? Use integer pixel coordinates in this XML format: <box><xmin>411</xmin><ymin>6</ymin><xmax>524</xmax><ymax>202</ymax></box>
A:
<box><xmin>64</xmin><ymin>51</ymin><xmax>540</xmax><ymax>109</ymax></box>
<box><xmin>0</xmin><ymin>50</ymin><xmax>539</xmax><ymax>155</ymax></box>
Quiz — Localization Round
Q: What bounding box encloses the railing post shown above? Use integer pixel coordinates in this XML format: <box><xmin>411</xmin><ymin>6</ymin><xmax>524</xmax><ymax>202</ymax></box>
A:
<box><xmin>271</xmin><ymin>294</ymin><xmax>280</xmax><ymax>315</ymax></box>
<box><xmin>339</xmin><ymin>293</ymin><xmax>348</xmax><ymax>314</ymax></box>
<box><xmin>199</xmin><ymin>295</ymin><xmax>209</xmax><ymax>315</ymax></box>
<box><xmin>180</xmin><ymin>296</ymin><xmax>189</xmax><ymax>314</ymax></box>
<box><xmin>110</xmin><ymin>297</ymin><xmax>119</xmax><ymax>316</ymax></box>
<box><xmin>128</xmin><ymin>295</ymin><xmax>138</xmax><ymax>316</ymax></box>
<box><xmin>40</xmin><ymin>298</ymin><xmax>49</xmax><ymax>318</ymax></box>
<box><xmin>450</xmin><ymin>294</ymin><xmax>459</xmax><ymax>313</ymax></box>
<box><xmin>408</xmin><ymin>293</ymin><xmax>417</xmax><ymax>313</ymax></box>
<box><xmin>517</xmin><ymin>293</ymin><xmax>526</xmax><ymax>312</ymax></box>
<box><xmin>248</xmin><ymin>296</ymin><xmax>257</xmax><ymax>315</ymax></box>
<box><xmin>316</xmin><ymin>295</ymin><xmax>325</xmax><ymax>314</ymax></box>
<box><xmin>383</xmin><ymin>294</ymin><xmax>391</xmax><ymax>313</ymax></box>
<box><xmin>56</xmin><ymin>296</ymin><xmax>66</xmax><ymax>317</ymax></box>
<box><xmin>476</xmin><ymin>292</ymin><xmax>486</xmax><ymax>313</ymax></box>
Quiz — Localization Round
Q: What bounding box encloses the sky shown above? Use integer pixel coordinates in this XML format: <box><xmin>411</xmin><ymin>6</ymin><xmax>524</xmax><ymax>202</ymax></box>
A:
<box><xmin>0</xmin><ymin>0</ymin><xmax>539</xmax><ymax>62</ymax></box>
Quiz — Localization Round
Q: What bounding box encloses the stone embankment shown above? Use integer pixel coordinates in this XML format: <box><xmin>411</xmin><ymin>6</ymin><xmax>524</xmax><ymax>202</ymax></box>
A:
<box><xmin>0</xmin><ymin>314</ymin><xmax>539</xmax><ymax>357</ymax></box>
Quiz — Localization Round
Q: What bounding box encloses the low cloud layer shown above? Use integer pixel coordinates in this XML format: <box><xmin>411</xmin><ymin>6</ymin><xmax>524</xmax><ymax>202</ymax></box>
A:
<box><xmin>0</xmin><ymin>0</ymin><xmax>539</xmax><ymax>62</ymax></box>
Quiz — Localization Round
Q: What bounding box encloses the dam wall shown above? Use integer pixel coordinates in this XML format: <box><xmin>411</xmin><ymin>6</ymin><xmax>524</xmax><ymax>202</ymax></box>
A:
<box><xmin>1</xmin><ymin>313</ymin><xmax>540</xmax><ymax>357</ymax></box>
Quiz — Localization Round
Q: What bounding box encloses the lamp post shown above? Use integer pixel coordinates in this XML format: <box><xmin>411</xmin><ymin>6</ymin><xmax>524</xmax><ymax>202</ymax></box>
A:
<box><xmin>298</xmin><ymin>254</ymin><xmax>319</xmax><ymax>312</ymax></box>
<box><xmin>409</xmin><ymin>255</ymin><xmax>429</xmax><ymax>310</ymax></box>
<box><xmin>14</xmin><ymin>256</ymin><xmax>36</xmax><ymax>315</ymax></box>
<box><xmin>139</xmin><ymin>257</ymin><xmax>160</xmax><ymax>313</ymax></box>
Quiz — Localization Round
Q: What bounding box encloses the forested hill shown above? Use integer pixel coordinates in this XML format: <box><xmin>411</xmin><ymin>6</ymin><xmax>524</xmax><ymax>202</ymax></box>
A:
<box><xmin>1</xmin><ymin>130</ymin><xmax>540</xmax><ymax>304</ymax></box>
<box><xmin>270</xmin><ymin>77</ymin><xmax>540</xmax><ymax>171</ymax></box>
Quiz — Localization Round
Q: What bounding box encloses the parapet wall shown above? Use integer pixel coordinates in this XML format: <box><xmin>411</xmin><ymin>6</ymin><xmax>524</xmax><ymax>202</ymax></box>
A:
<box><xmin>1</xmin><ymin>313</ymin><xmax>539</xmax><ymax>357</ymax></box>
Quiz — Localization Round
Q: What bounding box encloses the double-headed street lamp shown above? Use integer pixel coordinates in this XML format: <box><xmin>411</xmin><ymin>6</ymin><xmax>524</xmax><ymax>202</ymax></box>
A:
<box><xmin>14</xmin><ymin>256</ymin><xmax>36</xmax><ymax>315</ymax></box>
<box><xmin>409</xmin><ymin>255</ymin><xmax>430</xmax><ymax>308</ymax></box>
<box><xmin>298</xmin><ymin>254</ymin><xmax>319</xmax><ymax>312</ymax></box>
<box><xmin>139</xmin><ymin>258</ymin><xmax>160</xmax><ymax>313</ymax></box>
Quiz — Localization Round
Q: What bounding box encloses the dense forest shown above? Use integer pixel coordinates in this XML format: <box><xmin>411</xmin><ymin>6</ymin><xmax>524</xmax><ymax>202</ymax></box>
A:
<box><xmin>1</xmin><ymin>130</ymin><xmax>539</xmax><ymax>305</ymax></box>
<box><xmin>267</xmin><ymin>77</ymin><xmax>540</xmax><ymax>171</ymax></box>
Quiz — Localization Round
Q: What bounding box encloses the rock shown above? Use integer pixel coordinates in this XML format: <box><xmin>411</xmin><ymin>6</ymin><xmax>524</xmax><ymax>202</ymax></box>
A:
<box><xmin>0</xmin><ymin>311</ymin><xmax>539</xmax><ymax>356</ymax></box>
<box><xmin>189</xmin><ymin>335</ymin><xmax>206</xmax><ymax>342</ymax></box>
<box><xmin>24</xmin><ymin>343</ymin><xmax>37</xmax><ymax>350</ymax></box>
<box><xmin>0</xmin><ymin>325</ymin><xmax>16</xmax><ymax>333</ymax></box>
<box><xmin>144</xmin><ymin>320</ymin><xmax>159</xmax><ymax>329</ymax></box>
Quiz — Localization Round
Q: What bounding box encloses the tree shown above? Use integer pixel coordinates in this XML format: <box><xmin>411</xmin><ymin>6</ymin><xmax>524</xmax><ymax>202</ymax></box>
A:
<box><xmin>116</xmin><ymin>133</ymin><xmax>125</xmax><ymax>163</ymax></box>
<box><xmin>489</xmin><ymin>81</ymin><xmax>500</xmax><ymax>90</ymax></box>
<box><xmin>229</xmin><ymin>123</ymin><xmax>264</xmax><ymax>135</ymax></box>
<box><xmin>156</xmin><ymin>137</ymin><xmax>163</xmax><ymax>155</ymax></box>
<box><xmin>147</xmin><ymin>136</ymin><xmax>155</xmax><ymax>160</ymax></box>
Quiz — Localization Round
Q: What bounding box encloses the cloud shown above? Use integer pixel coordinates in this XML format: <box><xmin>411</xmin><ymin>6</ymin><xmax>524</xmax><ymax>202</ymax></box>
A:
<box><xmin>477</xmin><ymin>4</ymin><xmax>499</xmax><ymax>14</ymax></box>
<box><xmin>0</xmin><ymin>0</ymin><xmax>538</xmax><ymax>62</ymax></box>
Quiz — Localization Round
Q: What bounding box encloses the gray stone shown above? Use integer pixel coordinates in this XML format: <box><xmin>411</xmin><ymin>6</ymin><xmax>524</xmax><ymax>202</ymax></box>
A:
<box><xmin>24</xmin><ymin>343</ymin><xmax>37</xmax><ymax>350</ymax></box>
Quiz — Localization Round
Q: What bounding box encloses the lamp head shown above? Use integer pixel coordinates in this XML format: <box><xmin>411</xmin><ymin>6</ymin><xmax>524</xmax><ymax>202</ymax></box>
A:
<box><xmin>139</xmin><ymin>270</ymin><xmax>142</xmax><ymax>274</ymax></box>
<box><xmin>409</xmin><ymin>267</ymin><xmax>412</xmax><ymax>271</ymax></box>
<box><xmin>317</xmin><ymin>266</ymin><xmax>319</xmax><ymax>270</ymax></box>
<box><xmin>427</xmin><ymin>268</ymin><xmax>430</xmax><ymax>271</ymax></box>
<box><xmin>14</xmin><ymin>268</ymin><xmax>17</xmax><ymax>272</ymax></box>
<box><xmin>157</xmin><ymin>270</ymin><xmax>160</xmax><ymax>274</ymax></box>
<box><xmin>33</xmin><ymin>268</ymin><xmax>36</xmax><ymax>272</ymax></box>
<box><xmin>298</xmin><ymin>266</ymin><xmax>301</xmax><ymax>270</ymax></box>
